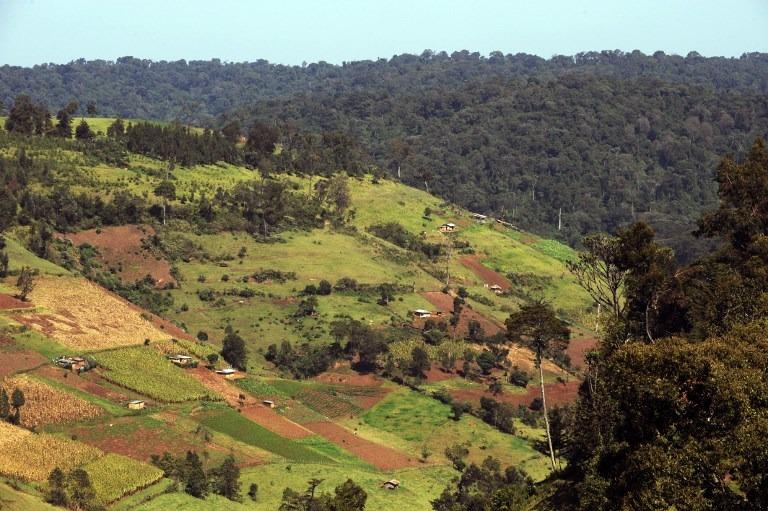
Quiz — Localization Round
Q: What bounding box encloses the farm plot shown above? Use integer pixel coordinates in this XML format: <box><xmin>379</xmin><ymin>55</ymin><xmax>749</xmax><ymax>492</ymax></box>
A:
<box><xmin>0</xmin><ymin>349</ymin><xmax>48</xmax><ymax>378</ymax></box>
<box><xmin>96</xmin><ymin>346</ymin><xmax>214</xmax><ymax>402</ymax></box>
<box><xmin>197</xmin><ymin>407</ymin><xmax>330</xmax><ymax>463</ymax></box>
<box><xmin>14</xmin><ymin>277</ymin><xmax>172</xmax><ymax>350</ymax></box>
<box><xmin>0</xmin><ymin>422</ymin><xmax>102</xmax><ymax>481</ymax></box>
<box><xmin>84</xmin><ymin>453</ymin><xmax>164</xmax><ymax>505</ymax></box>
<box><xmin>1</xmin><ymin>374</ymin><xmax>105</xmax><ymax>428</ymax></box>
<box><xmin>303</xmin><ymin>421</ymin><xmax>420</xmax><ymax>470</ymax></box>
<box><xmin>296</xmin><ymin>388</ymin><xmax>361</xmax><ymax>418</ymax></box>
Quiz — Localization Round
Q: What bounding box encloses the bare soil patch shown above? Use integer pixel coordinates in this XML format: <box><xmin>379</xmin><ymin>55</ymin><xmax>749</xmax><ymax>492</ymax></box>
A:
<box><xmin>240</xmin><ymin>405</ymin><xmax>313</xmax><ymax>439</ymax></box>
<box><xmin>567</xmin><ymin>330</ymin><xmax>598</xmax><ymax>370</ymax></box>
<box><xmin>303</xmin><ymin>421</ymin><xmax>421</xmax><ymax>471</ymax></box>
<box><xmin>420</xmin><ymin>291</ymin><xmax>504</xmax><ymax>336</ymax></box>
<box><xmin>450</xmin><ymin>379</ymin><xmax>581</xmax><ymax>409</ymax></box>
<box><xmin>0</xmin><ymin>294</ymin><xmax>32</xmax><ymax>310</ymax></box>
<box><xmin>59</xmin><ymin>225</ymin><xmax>175</xmax><ymax>288</ymax></box>
<box><xmin>459</xmin><ymin>255</ymin><xmax>511</xmax><ymax>290</ymax></box>
<box><xmin>0</xmin><ymin>350</ymin><xmax>48</xmax><ymax>378</ymax></box>
<box><xmin>314</xmin><ymin>371</ymin><xmax>383</xmax><ymax>387</ymax></box>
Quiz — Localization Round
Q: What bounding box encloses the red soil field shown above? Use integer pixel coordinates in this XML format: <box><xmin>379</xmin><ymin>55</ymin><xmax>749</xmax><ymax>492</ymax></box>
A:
<box><xmin>58</xmin><ymin>225</ymin><xmax>175</xmax><ymax>288</ymax></box>
<box><xmin>240</xmin><ymin>405</ymin><xmax>313</xmax><ymax>439</ymax></box>
<box><xmin>303</xmin><ymin>421</ymin><xmax>421</xmax><ymax>471</ymax></box>
<box><xmin>0</xmin><ymin>350</ymin><xmax>48</xmax><ymax>378</ymax></box>
<box><xmin>567</xmin><ymin>330</ymin><xmax>598</xmax><ymax>370</ymax></box>
<box><xmin>187</xmin><ymin>367</ymin><xmax>313</xmax><ymax>439</ymax></box>
<box><xmin>0</xmin><ymin>294</ymin><xmax>32</xmax><ymax>310</ymax></box>
<box><xmin>450</xmin><ymin>379</ymin><xmax>581</xmax><ymax>409</ymax></box>
<box><xmin>459</xmin><ymin>255</ymin><xmax>511</xmax><ymax>291</ymax></box>
<box><xmin>420</xmin><ymin>291</ymin><xmax>504</xmax><ymax>336</ymax></box>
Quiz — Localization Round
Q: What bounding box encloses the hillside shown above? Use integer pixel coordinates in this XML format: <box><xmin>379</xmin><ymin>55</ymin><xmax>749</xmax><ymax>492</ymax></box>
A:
<box><xmin>0</xmin><ymin>126</ymin><xmax>592</xmax><ymax>510</ymax></box>
<box><xmin>2</xmin><ymin>53</ymin><xmax>768</xmax><ymax>256</ymax></box>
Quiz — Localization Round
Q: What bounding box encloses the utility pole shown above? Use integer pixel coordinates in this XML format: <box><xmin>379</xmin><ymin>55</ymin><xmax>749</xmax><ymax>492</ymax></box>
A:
<box><xmin>557</xmin><ymin>207</ymin><xmax>562</xmax><ymax>231</ymax></box>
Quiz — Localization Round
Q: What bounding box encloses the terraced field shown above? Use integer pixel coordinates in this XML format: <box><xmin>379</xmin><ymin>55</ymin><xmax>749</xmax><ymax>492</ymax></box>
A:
<box><xmin>85</xmin><ymin>453</ymin><xmax>164</xmax><ymax>504</ymax></box>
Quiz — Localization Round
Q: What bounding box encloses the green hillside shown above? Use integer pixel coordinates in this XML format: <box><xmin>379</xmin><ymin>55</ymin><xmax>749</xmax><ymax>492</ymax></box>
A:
<box><xmin>0</xmin><ymin>121</ymin><xmax>590</xmax><ymax>510</ymax></box>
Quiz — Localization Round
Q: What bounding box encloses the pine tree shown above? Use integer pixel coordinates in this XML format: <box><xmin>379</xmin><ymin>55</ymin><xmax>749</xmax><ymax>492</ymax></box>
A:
<box><xmin>68</xmin><ymin>468</ymin><xmax>96</xmax><ymax>509</ymax></box>
<box><xmin>184</xmin><ymin>451</ymin><xmax>207</xmax><ymax>498</ymax></box>
<box><xmin>45</xmin><ymin>467</ymin><xmax>68</xmax><ymax>506</ymax></box>
<box><xmin>0</xmin><ymin>389</ymin><xmax>9</xmax><ymax>421</ymax></box>
<box><xmin>210</xmin><ymin>455</ymin><xmax>241</xmax><ymax>501</ymax></box>
<box><xmin>10</xmin><ymin>388</ymin><xmax>24</xmax><ymax>424</ymax></box>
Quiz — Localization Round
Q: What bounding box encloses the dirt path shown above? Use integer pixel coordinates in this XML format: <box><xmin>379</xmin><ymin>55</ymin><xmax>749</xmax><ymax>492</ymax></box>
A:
<box><xmin>459</xmin><ymin>255</ymin><xmax>511</xmax><ymax>290</ymax></box>
<box><xmin>187</xmin><ymin>367</ymin><xmax>313</xmax><ymax>439</ymax></box>
<box><xmin>303</xmin><ymin>421</ymin><xmax>421</xmax><ymax>471</ymax></box>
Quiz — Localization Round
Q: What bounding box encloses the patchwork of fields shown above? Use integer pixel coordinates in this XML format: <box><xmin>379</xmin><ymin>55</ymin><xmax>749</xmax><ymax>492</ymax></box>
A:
<box><xmin>0</xmin><ymin>140</ymin><xmax>593</xmax><ymax>509</ymax></box>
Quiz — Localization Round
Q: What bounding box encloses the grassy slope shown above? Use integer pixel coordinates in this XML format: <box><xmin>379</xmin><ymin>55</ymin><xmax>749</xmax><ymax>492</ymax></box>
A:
<box><xmin>0</xmin><ymin>140</ymin><xmax>591</xmax><ymax>509</ymax></box>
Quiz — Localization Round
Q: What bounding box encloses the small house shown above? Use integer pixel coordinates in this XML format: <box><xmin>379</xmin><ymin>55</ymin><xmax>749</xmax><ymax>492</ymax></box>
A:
<box><xmin>381</xmin><ymin>479</ymin><xmax>400</xmax><ymax>490</ymax></box>
<box><xmin>413</xmin><ymin>309</ymin><xmax>431</xmax><ymax>319</ymax></box>
<box><xmin>262</xmin><ymin>400</ymin><xmax>276</xmax><ymax>408</ymax></box>
<box><xmin>471</xmin><ymin>213</ymin><xmax>487</xmax><ymax>223</ymax></box>
<box><xmin>216</xmin><ymin>368</ymin><xmax>237</xmax><ymax>379</ymax></box>
<box><xmin>127</xmin><ymin>400</ymin><xmax>145</xmax><ymax>410</ymax></box>
<box><xmin>54</xmin><ymin>356</ymin><xmax>87</xmax><ymax>372</ymax></box>
<box><xmin>489</xmin><ymin>284</ymin><xmax>504</xmax><ymax>294</ymax></box>
<box><xmin>167</xmin><ymin>354</ymin><xmax>194</xmax><ymax>367</ymax></box>
<box><xmin>439</xmin><ymin>222</ymin><xmax>457</xmax><ymax>233</ymax></box>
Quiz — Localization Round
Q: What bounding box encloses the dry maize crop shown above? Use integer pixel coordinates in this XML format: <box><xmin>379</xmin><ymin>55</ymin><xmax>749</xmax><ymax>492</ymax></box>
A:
<box><xmin>13</xmin><ymin>276</ymin><xmax>172</xmax><ymax>350</ymax></box>
<box><xmin>1</xmin><ymin>374</ymin><xmax>105</xmax><ymax>429</ymax></box>
<box><xmin>0</xmin><ymin>422</ymin><xmax>102</xmax><ymax>481</ymax></box>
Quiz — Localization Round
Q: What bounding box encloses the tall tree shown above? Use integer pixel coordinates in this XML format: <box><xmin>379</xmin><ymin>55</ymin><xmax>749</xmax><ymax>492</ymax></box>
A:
<box><xmin>210</xmin><ymin>455</ymin><xmax>241</xmax><ymax>502</ymax></box>
<box><xmin>506</xmin><ymin>302</ymin><xmax>570</xmax><ymax>470</ymax></box>
<box><xmin>221</xmin><ymin>328</ymin><xmax>247</xmax><ymax>370</ymax></box>
<box><xmin>183</xmin><ymin>451</ymin><xmax>208</xmax><ymax>498</ymax></box>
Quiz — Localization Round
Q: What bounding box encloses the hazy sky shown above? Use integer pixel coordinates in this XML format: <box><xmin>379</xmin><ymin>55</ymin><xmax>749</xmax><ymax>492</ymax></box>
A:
<box><xmin>1</xmin><ymin>0</ymin><xmax>767</xmax><ymax>66</ymax></box>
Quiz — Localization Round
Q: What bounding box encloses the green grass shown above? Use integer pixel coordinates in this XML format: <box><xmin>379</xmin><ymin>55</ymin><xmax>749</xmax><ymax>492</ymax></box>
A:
<box><xmin>359</xmin><ymin>388</ymin><xmax>552</xmax><ymax>481</ymax></box>
<box><xmin>95</xmin><ymin>346</ymin><xmax>214</xmax><ymax>402</ymax></box>
<box><xmin>6</xmin><ymin>328</ymin><xmax>72</xmax><ymax>360</ymax></box>
<box><xmin>133</xmin><ymin>492</ymin><xmax>251</xmax><ymax>510</ymax></box>
<box><xmin>109</xmin><ymin>478</ymin><xmax>176</xmax><ymax>511</ymax></box>
<box><xmin>237</xmin><ymin>463</ymin><xmax>456</xmax><ymax>511</ymax></box>
<box><xmin>3</xmin><ymin>236</ymin><xmax>69</xmax><ymax>276</ymax></box>
<box><xmin>0</xmin><ymin>481</ymin><xmax>58</xmax><ymax>511</ymax></box>
<box><xmin>197</xmin><ymin>407</ymin><xmax>331</xmax><ymax>463</ymax></box>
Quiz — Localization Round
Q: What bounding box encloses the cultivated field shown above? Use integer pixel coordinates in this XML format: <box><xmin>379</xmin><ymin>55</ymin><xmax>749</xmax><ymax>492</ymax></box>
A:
<box><xmin>14</xmin><ymin>276</ymin><xmax>172</xmax><ymax>349</ymax></box>
<box><xmin>0</xmin><ymin>422</ymin><xmax>102</xmax><ymax>481</ymax></box>
<box><xmin>96</xmin><ymin>346</ymin><xmax>214</xmax><ymax>402</ymax></box>
<box><xmin>197</xmin><ymin>406</ymin><xmax>331</xmax><ymax>463</ymax></box>
<box><xmin>84</xmin><ymin>453</ymin><xmax>164</xmax><ymax>504</ymax></box>
<box><xmin>1</xmin><ymin>374</ymin><xmax>105</xmax><ymax>428</ymax></box>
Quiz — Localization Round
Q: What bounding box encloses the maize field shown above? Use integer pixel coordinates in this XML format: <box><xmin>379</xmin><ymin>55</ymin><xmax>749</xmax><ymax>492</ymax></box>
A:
<box><xmin>0</xmin><ymin>422</ymin><xmax>102</xmax><ymax>481</ymax></box>
<box><xmin>1</xmin><ymin>374</ymin><xmax>104</xmax><ymax>428</ymax></box>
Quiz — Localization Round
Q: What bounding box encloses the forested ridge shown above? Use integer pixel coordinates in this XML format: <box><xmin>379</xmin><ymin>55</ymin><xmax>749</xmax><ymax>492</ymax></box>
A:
<box><xmin>2</xmin><ymin>51</ymin><xmax>768</xmax><ymax>254</ymax></box>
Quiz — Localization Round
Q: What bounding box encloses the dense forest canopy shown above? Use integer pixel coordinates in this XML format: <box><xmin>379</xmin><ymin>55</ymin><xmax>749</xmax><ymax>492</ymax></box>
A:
<box><xmin>3</xmin><ymin>51</ymin><xmax>768</xmax><ymax>255</ymax></box>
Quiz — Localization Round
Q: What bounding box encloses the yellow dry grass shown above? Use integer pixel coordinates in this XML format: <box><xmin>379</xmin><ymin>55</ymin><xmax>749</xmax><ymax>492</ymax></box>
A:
<box><xmin>0</xmin><ymin>422</ymin><xmax>102</xmax><ymax>481</ymax></box>
<box><xmin>2</xmin><ymin>375</ymin><xmax>104</xmax><ymax>429</ymax></box>
<box><xmin>17</xmin><ymin>277</ymin><xmax>172</xmax><ymax>349</ymax></box>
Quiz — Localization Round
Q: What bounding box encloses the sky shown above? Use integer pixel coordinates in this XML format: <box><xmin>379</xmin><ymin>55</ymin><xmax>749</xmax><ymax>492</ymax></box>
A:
<box><xmin>0</xmin><ymin>0</ymin><xmax>766</xmax><ymax>66</ymax></box>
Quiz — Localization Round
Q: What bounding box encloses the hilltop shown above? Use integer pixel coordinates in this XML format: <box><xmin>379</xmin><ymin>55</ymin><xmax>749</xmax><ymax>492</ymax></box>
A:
<box><xmin>0</xmin><ymin>119</ymin><xmax>593</xmax><ymax>510</ymax></box>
